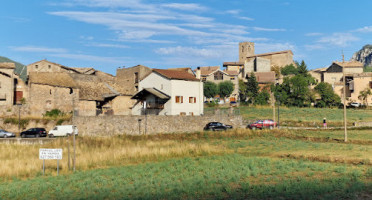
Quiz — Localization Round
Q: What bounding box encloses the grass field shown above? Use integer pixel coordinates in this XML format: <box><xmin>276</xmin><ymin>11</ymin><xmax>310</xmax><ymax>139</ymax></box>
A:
<box><xmin>0</xmin><ymin>128</ymin><xmax>372</xmax><ymax>199</ymax></box>
<box><xmin>206</xmin><ymin>106</ymin><xmax>372</xmax><ymax>127</ymax></box>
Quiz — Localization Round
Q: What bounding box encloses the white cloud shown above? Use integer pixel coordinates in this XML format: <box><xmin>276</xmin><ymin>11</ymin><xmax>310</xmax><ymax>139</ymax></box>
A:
<box><xmin>238</xmin><ymin>16</ymin><xmax>254</xmax><ymax>21</ymax></box>
<box><xmin>85</xmin><ymin>43</ymin><xmax>129</xmax><ymax>48</ymax></box>
<box><xmin>226</xmin><ymin>10</ymin><xmax>240</xmax><ymax>15</ymax></box>
<box><xmin>50</xmin><ymin>53</ymin><xmax>127</xmax><ymax>63</ymax></box>
<box><xmin>304</xmin><ymin>44</ymin><xmax>325</xmax><ymax>50</ymax></box>
<box><xmin>317</xmin><ymin>33</ymin><xmax>359</xmax><ymax>47</ymax></box>
<box><xmin>354</xmin><ymin>26</ymin><xmax>372</xmax><ymax>33</ymax></box>
<box><xmin>161</xmin><ymin>3</ymin><xmax>206</xmax><ymax>11</ymax></box>
<box><xmin>253</xmin><ymin>27</ymin><xmax>286</xmax><ymax>32</ymax></box>
<box><xmin>254</xmin><ymin>42</ymin><xmax>296</xmax><ymax>54</ymax></box>
<box><xmin>155</xmin><ymin>46</ymin><xmax>221</xmax><ymax>58</ymax></box>
<box><xmin>10</xmin><ymin>46</ymin><xmax>67</xmax><ymax>53</ymax></box>
<box><xmin>305</xmin><ymin>32</ymin><xmax>323</xmax><ymax>36</ymax></box>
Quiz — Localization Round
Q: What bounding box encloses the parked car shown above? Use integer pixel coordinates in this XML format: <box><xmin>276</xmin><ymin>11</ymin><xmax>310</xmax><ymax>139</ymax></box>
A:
<box><xmin>0</xmin><ymin>129</ymin><xmax>15</xmax><ymax>138</ymax></box>
<box><xmin>247</xmin><ymin>120</ymin><xmax>277</xmax><ymax>130</ymax></box>
<box><xmin>48</xmin><ymin>125</ymin><xmax>78</xmax><ymax>137</ymax></box>
<box><xmin>20</xmin><ymin>128</ymin><xmax>47</xmax><ymax>138</ymax></box>
<box><xmin>204</xmin><ymin>122</ymin><xmax>233</xmax><ymax>131</ymax></box>
<box><xmin>350</xmin><ymin>102</ymin><xmax>361</xmax><ymax>108</ymax></box>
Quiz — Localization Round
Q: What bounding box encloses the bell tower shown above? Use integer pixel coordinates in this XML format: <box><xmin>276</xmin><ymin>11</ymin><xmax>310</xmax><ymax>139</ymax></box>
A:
<box><xmin>239</xmin><ymin>42</ymin><xmax>254</xmax><ymax>62</ymax></box>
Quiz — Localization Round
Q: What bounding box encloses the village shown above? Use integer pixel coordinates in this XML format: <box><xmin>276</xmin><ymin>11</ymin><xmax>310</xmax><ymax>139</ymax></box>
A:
<box><xmin>0</xmin><ymin>41</ymin><xmax>370</xmax><ymax>121</ymax></box>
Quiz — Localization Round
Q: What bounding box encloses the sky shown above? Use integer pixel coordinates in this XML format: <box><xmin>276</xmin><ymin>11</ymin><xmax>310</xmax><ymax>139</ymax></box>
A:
<box><xmin>0</xmin><ymin>0</ymin><xmax>371</xmax><ymax>75</ymax></box>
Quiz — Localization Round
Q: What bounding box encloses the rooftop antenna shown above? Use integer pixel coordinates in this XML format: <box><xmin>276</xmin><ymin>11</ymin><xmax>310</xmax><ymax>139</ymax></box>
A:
<box><xmin>342</xmin><ymin>50</ymin><xmax>345</xmax><ymax>62</ymax></box>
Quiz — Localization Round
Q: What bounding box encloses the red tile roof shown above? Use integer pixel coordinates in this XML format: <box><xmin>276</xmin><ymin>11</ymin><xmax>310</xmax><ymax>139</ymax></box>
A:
<box><xmin>153</xmin><ymin>69</ymin><xmax>199</xmax><ymax>81</ymax></box>
<box><xmin>248</xmin><ymin>72</ymin><xmax>276</xmax><ymax>83</ymax></box>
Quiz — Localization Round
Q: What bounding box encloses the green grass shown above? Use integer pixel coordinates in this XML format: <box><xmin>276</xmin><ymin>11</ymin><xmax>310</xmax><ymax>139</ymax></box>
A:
<box><xmin>0</xmin><ymin>155</ymin><xmax>370</xmax><ymax>200</ymax></box>
<box><xmin>205</xmin><ymin>106</ymin><xmax>372</xmax><ymax>126</ymax></box>
<box><xmin>1</xmin><ymin>129</ymin><xmax>372</xmax><ymax>199</ymax></box>
<box><xmin>288</xmin><ymin>129</ymin><xmax>372</xmax><ymax>142</ymax></box>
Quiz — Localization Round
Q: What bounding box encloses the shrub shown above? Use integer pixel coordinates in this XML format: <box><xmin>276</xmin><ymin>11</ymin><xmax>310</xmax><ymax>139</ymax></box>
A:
<box><xmin>44</xmin><ymin>109</ymin><xmax>64</xmax><ymax>118</ymax></box>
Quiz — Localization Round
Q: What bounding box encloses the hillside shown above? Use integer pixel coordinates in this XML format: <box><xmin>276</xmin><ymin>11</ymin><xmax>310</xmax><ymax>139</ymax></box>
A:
<box><xmin>351</xmin><ymin>45</ymin><xmax>372</xmax><ymax>68</ymax></box>
<box><xmin>0</xmin><ymin>56</ymin><xmax>27</xmax><ymax>81</ymax></box>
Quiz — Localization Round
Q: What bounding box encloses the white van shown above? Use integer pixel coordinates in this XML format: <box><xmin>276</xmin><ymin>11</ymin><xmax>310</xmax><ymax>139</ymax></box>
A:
<box><xmin>48</xmin><ymin>125</ymin><xmax>78</xmax><ymax>137</ymax></box>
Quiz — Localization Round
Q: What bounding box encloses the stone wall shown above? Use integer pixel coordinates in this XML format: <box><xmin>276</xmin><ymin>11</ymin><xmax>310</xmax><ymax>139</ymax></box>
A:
<box><xmin>73</xmin><ymin>115</ymin><xmax>243</xmax><ymax>136</ymax></box>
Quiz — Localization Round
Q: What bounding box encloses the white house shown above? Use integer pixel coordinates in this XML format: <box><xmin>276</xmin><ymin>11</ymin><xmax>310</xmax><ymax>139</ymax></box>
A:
<box><xmin>131</xmin><ymin>69</ymin><xmax>203</xmax><ymax>116</ymax></box>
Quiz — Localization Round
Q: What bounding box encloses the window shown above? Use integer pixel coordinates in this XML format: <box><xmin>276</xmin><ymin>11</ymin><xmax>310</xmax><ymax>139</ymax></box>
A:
<box><xmin>214</xmin><ymin>71</ymin><xmax>223</xmax><ymax>80</ymax></box>
<box><xmin>135</xmin><ymin>86</ymin><xmax>138</xmax><ymax>91</ymax></box>
<box><xmin>134</xmin><ymin>72</ymin><xmax>139</xmax><ymax>83</ymax></box>
<box><xmin>175</xmin><ymin>96</ymin><xmax>183</xmax><ymax>103</ymax></box>
<box><xmin>48</xmin><ymin>65</ymin><xmax>51</xmax><ymax>69</ymax></box>
<box><xmin>230</xmin><ymin>77</ymin><xmax>235</xmax><ymax>80</ymax></box>
<box><xmin>35</xmin><ymin>65</ymin><xmax>38</xmax><ymax>69</ymax></box>
<box><xmin>370</xmin><ymin>81</ymin><xmax>372</xmax><ymax>89</ymax></box>
<box><xmin>189</xmin><ymin>97</ymin><xmax>196</xmax><ymax>103</ymax></box>
<box><xmin>202</xmin><ymin>77</ymin><xmax>206</xmax><ymax>82</ymax></box>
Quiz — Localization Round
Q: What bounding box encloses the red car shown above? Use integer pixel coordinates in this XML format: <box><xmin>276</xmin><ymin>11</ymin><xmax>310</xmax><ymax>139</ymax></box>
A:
<box><xmin>247</xmin><ymin>120</ymin><xmax>277</xmax><ymax>130</ymax></box>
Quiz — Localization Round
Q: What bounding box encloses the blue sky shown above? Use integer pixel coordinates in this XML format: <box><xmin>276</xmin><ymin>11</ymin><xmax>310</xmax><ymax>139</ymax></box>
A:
<box><xmin>0</xmin><ymin>0</ymin><xmax>371</xmax><ymax>75</ymax></box>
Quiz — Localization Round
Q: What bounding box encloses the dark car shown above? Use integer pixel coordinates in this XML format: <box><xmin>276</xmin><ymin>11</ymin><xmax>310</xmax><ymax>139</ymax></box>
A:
<box><xmin>204</xmin><ymin>122</ymin><xmax>233</xmax><ymax>131</ymax></box>
<box><xmin>20</xmin><ymin>128</ymin><xmax>47</xmax><ymax>138</ymax></box>
<box><xmin>247</xmin><ymin>120</ymin><xmax>277</xmax><ymax>130</ymax></box>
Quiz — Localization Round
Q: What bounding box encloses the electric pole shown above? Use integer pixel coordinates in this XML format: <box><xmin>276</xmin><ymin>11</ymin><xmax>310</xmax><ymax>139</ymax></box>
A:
<box><xmin>342</xmin><ymin>52</ymin><xmax>348</xmax><ymax>142</ymax></box>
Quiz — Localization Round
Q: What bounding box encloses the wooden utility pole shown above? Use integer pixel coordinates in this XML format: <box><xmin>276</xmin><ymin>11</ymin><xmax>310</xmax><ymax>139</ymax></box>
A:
<box><xmin>342</xmin><ymin>53</ymin><xmax>348</xmax><ymax>142</ymax></box>
<box><xmin>271</xmin><ymin>92</ymin><xmax>275</xmax><ymax>123</ymax></box>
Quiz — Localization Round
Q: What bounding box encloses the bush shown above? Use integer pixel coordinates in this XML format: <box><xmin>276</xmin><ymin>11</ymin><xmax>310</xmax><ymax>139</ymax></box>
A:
<box><xmin>206</xmin><ymin>101</ymin><xmax>219</xmax><ymax>107</ymax></box>
<box><xmin>44</xmin><ymin>109</ymin><xmax>64</xmax><ymax>118</ymax></box>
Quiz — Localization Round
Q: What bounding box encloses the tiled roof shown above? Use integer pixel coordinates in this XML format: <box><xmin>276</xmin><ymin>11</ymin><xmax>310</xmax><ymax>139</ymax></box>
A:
<box><xmin>223</xmin><ymin>62</ymin><xmax>244</xmax><ymax>66</ymax></box>
<box><xmin>29</xmin><ymin>72</ymin><xmax>119</xmax><ymax>101</ymax></box>
<box><xmin>334</xmin><ymin>61</ymin><xmax>364</xmax><ymax>68</ymax></box>
<box><xmin>153</xmin><ymin>69</ymin><xmax>199</xmax><ymax>81</ymax></box>
<box><xmin>224</xmin><ymin>70</ymin><xmax>239</xmax><ymax>76</ymax></box>
<box><xmin>246</xmin><ymin>50</ymin><xmax>293</xmax><ymax>58</ymax></box>
<box><xmin>248</xmin><ymin>72</ymin><xmax>276</xmax><ymax>83</ymax></box>
<box><xmin>0</xmin><ymin>62</ymin><xmax>15</xmax><ymax>69</ymax></box>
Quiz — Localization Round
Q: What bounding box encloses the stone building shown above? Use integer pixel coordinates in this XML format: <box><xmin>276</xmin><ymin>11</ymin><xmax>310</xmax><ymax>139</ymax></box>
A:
<box><xmin>311</xmin><ymin>61</ymin><xmax>371</xmax><ymax>105</ymax></box>
<box><xmin>132</xmin><ymin>69</ymin><xmax>203</xmax><ymax>116</ymax></box>
<box><xmin>28</xmin><ymin>72</ymin><xmax>120</xmax><ymax>116</ymax></box>
<box><xmin>194</xmin><ymin>66</ymin><xmax>239</xmax><ymax>102</ymax></box>
<box><xmin>0</xmin><ymin>63</ymin><xmax>16</xmax><ymax>106</ymax></box>
<box><xmin>224</xmin><ymin>42</ymin><xmax>294</xmax><ymax>77</ymax></box>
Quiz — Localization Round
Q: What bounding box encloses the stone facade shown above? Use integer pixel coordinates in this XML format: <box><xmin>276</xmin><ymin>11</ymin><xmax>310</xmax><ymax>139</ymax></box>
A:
<box><xmin>0</xmin><ymin>63</ymin><xmax>15</xmax><ymax>106</ymax></box>
<box><xmin>73</xmin><ymin>115</ymin><xmax>243</xmax><ymax>136</ymax></box>
<box><xmin>27</xmin><ymin>60</ymin><xmax>79</xmax><ymax>74</ymax></box>
<box><xmin>29</xmin><ymin>84</ymin><xmax>79</xmax><ymax>115</ymax></box>
<box><xmin>239</xmin><ymin>42</ymin><xmax>255</xmax><ymax>62</ymax></box>
<box><xmin>115</xmin><ymin>65</ymin><xmax>152</xmax><ymax>95</ymax></box>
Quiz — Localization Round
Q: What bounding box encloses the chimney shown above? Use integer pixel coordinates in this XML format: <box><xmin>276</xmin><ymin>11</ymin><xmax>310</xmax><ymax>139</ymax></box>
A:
<box><xmin>195</xmin><ymin>67</ymin><xmax>201</xmax><ymax>79</ymax></box>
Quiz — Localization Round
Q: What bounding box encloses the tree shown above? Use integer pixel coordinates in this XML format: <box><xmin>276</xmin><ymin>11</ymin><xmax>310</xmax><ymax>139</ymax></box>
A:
<box><xmin>203</xmin><ymin>81</ymin><xmax>218</xmax><ymax>99</ymax></box>
<box><xmin>314</xmin><ymin>82</ymin><xmax>341</xmax><ymax>107</ymax></box>
<box><xmin>358</xmin><ymin>88</ymin><xmax>372</xmax><ymax>106</ymax></box>
<box><xmin>238</xmin><ymin>79</ymin><xmax>247</xmax><ymax>102</ymax></box>
<box><xmin>281</xmin><ymin>64</ymin><xmax>298</xmax><ymax>76</ymax></box>
<box><xmin>218</xmin><ymin>81</ymin><xmax>234</xmax><ymax>100</ymax></box>
<box><xmin>255</xmin><ymin>90</ymin><xmax>270</xmax><ymax>105</ymax></box>
<box><xmin>246</xmin><ymin>72</ymin><xmax>259</xmax><ymax>104</ymax></box>
<box><xmin>297</xmin><ymin>60</ymin><xmax>309</xmax><ymax>75</ymax></box>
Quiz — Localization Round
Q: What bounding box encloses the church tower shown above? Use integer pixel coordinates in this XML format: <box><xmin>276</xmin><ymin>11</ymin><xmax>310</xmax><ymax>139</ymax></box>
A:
<box><xmin>239</xmin><ymin>42</ymin><xmax>255</xmax><ymax>62</ymax></box>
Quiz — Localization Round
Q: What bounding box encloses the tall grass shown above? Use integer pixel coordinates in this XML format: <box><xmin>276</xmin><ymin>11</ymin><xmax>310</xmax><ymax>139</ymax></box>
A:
<box><xmin>0</xmin><ymin>155</ymin><xmax>370</xmax><ymax>199</ymax></box>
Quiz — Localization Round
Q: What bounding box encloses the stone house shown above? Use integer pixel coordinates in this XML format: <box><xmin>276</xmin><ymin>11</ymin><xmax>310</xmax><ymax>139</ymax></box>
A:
<box><xmin>0</xmin><ymin>63</ymin><xmax>16</xmax><ymax>106</ymax></box>
<box><xmin>28</xmin><ymin>72</ymin><xmax>120</xmax><ymax>116</ymax></box>
<box><xmin>194</xmin><ymin>66</ymin><xmax>239</xmax><ymax>102</ymax></box>
<box><xmin>311</xmin><ymin>61</ymin><xmax>371</xmax><ymax>105</ymax></box>
<box><xmin>132</xmin><ymin>69</ymin><xmax>203</xmax><ymax>116</ymax></box>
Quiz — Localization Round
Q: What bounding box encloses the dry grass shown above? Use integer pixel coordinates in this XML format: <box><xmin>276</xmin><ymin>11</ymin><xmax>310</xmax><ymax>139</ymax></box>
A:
<box><xmin>0</xmin><ymin>134</ymin><xmax>225</xmax><ymax>179</ymax></box>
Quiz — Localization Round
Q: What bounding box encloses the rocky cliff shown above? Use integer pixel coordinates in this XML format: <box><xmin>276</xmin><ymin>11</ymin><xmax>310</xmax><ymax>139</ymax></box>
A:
<box><xmin>351</xmin><ymin>45</ymin><xmax>372</xmax><ymax>66</ymax></box>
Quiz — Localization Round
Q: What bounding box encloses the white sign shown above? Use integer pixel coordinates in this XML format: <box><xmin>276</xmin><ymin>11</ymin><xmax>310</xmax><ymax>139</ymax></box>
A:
<box><xmin>39</xmin><ymin>148</ymin><xmax>63</xmax><ymax>160</ymax></box>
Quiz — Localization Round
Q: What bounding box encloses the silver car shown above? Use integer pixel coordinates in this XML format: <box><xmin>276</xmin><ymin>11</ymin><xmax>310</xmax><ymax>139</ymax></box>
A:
<box><xmin>0</xmin><ymin>129</ymin><xmax>15</xmax><ymax>138</ymax></box>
